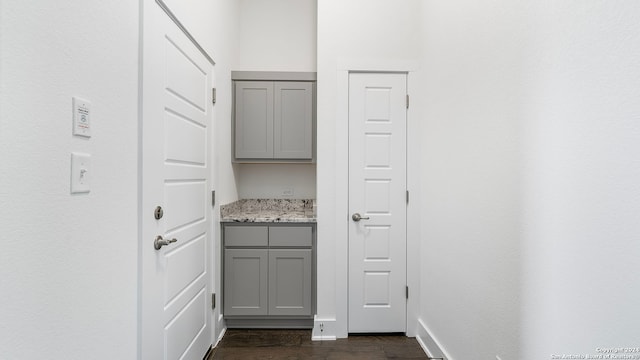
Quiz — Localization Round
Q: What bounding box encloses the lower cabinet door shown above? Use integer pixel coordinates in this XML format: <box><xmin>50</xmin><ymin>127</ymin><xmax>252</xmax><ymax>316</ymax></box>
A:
<box><xmin>224</xmin><ymin>249</ymin><xmax>268</xmax><ymax>316</ymax></box>
<box><xmin>268</xmin><ymin>249</ymin><xmax>312</xmax><ymax>316</ymax></box>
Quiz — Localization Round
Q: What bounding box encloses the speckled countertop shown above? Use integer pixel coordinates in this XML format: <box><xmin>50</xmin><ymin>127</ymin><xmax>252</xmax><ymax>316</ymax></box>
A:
<box><xmin>220</xmin><ymin>199</ymin><xmax>316</xmax><ymax>223</ymax></box>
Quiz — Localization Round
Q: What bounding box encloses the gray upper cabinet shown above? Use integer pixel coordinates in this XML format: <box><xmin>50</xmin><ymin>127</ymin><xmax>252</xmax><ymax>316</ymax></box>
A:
<box><xmin>235</xmin><ymin>81</ymin><xmax>274</xmax><ymax>159</ymax></box>
<box><xmin>233</xmin><ymin>73</ymin><xmax>315</xmax><ymax>162</ymax></box>
<box><xmin>274</xmin><ymin>82</ymin><xmax>313</xmax><ymax>159</ymax></box>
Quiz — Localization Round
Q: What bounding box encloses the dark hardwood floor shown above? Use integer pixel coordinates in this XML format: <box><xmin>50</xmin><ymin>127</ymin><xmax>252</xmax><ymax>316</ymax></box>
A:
<box><xmin>207</xmin><ymin>329</ymin><xmax>429</xmax><ymax>359</ymax></box>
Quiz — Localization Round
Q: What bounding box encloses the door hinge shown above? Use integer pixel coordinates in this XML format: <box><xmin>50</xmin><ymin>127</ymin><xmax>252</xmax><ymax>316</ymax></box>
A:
<box><xmin>212</xmin><ymin>88</ymin><xmax>217</xmax><ymax>105</ymax></box>
<box><xmin>406</xmin><ymin>94</ymin><xmax>409</xmax><ymax>109</ymax></box>
<box><xmin>406</xmin><ymin>286</ymin><xmax>409</xmax><ymax>299</ymax></box>
<box><xmin>212</xmin><ymin>293</ymin><xmax>216</xmax><ymax>310</ymax></box>
<box><xmin>406</xmin><ymin>190</ymin><xmax>409</xmax><ymax>204</ymax></box>
<box><xmin>211</xmin><ymin>190</ymin><xmax>216</xmax><ymax>207</ymax></box>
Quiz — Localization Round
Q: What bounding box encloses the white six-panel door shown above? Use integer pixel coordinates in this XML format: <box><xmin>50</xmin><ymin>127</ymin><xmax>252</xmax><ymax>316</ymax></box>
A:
<box><xmin>348</xmin><ymin>72</ymin><xmax>407</xmax><ymax>333</ymax></box>
<box><xmin>141</xmin><ymin>2</ymin><xmax>213</xmax><ymax>359</ymax></box>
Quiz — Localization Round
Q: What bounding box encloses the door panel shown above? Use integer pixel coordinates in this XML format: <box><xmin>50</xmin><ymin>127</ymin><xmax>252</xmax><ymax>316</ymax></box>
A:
<box><xmin>364</xmin><ymin>133</ymin><xmax>391</xmax><ymax>167</ymax></box>
<box><xmin>364</xmin><ymin>179</ymin><xmax>392</xmax><ymax>213</ymax></box>
<box><xmin>141</xmin><ymin>2</ymin><xmax>213</xmax><ymax>359</ymax></box>
<box><xmin>363</xmin><ymin>271</ymin><xmax>391</xmax><ymax>305</ymax></box>
<box><xmin>165</xmin><ymin>289</ymin><xmax>207</xmax><ymax>360</ymax></box>
<box><xmin>348</xmin><ymin>73</ymin><xmax>407</xmax><ymax>333</ymax></box>
<box><xmin>363</xmin><ymin>225</ymin><xmax>391</xmax><ymax>259</ymax></box>
<box><xmin>164</xmin><ymin>182</ymin><xmax>206</xmax><ymax>232</ymax></box>
<box><xmin>165</xmin><ymin>112</ymin><xmax>207</xmax><ymax>165</ymax></box>
<box><xmin>165</xmin><ymin>235</ymin><xmax>206</xmax><ymax>303</ymax></box>
<box><xmin>165</xmin><ymin>37</ymin><xmax>208</xmax><ymax>112</ymax></box>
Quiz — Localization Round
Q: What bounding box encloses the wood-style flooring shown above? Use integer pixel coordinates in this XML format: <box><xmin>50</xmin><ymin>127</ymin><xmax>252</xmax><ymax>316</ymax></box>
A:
<box><xmin>207</xmin><ymin>329</ymin><xmax>429</xmax><ymax>359</ymax></box>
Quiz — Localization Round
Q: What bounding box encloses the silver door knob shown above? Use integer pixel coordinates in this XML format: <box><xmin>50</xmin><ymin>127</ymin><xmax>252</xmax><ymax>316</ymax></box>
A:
<box><xmin>352</xmin><ymin>213</ymin><xmax>370</xmax><ymax>222</ymax></box>
<box><xmin>154</xmin><ymin>235</ymin><xmax>177</xmax><ymax>250</ymax></box>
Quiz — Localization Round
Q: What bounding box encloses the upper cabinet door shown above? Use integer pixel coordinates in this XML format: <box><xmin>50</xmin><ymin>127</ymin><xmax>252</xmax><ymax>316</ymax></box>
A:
<box><xmin>274</xmin><ymin>82</ymin><xmax>313</xmax><ymax>159</ymax></box>
<box><xmin>235</xmin><ymin>81</ymin><xmax>274</xmax><ymax>159</ymax></box>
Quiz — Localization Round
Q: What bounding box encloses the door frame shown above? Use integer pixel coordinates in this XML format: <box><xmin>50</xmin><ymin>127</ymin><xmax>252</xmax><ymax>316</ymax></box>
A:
<box><xmin>138</xmin><ymin>0</ymin><xmax>217</xmax><ymax>358</ymax></box>
<box><xmin>327</xmin><ymin>60</ymin><xmax>421</xmax><ymax>339</ymax></box>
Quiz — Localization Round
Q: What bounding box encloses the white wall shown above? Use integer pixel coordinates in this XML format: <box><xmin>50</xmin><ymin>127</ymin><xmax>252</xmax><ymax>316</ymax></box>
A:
<box><xmin>418</xmin><ymin>1</ymin><xmax>640</xmax><ymax>359</ymax></box>
<box><xmin>316</xmin><ymin>0</ymin><xmax>422</xmax><ymax>338</ymax></box>
<box><xmin>520</xmin><ymin>1</ymin><xmax>640</xmax><ymax>359</ymax></box>
<box><xmin>236</xmin><ymin>0</ymin><xmax>317</xmax><ymax>72</ymax></box>
<box><xmin>0</xmin><ymin>1</ymin><xmax>139</xmax><ymax>358</ymax></box>
<box><xmin>237</xmin><ymin>164</ymin><xmax>316</xmax><ymax>199</ymax></box>
<box><xmin>418</xmin><ymin>1</ymin><xmax>524</xmax><ymax>358</ymax></box>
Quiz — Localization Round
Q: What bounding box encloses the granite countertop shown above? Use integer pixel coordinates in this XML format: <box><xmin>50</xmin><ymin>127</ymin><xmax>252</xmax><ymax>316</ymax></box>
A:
<box><xmin>220</xmin><ymin>199</ymin><xmax>316</xmax><ymax>223</ymax></box>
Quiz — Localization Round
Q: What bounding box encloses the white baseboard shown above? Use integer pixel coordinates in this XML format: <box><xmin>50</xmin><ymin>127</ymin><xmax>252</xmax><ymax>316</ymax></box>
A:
<box><xmin>213</xmin><ymin>327</ymin><xmax>226</xmax><ymax>348</ymax></box>
<box><xmin>212</xmin><ymin>314</ymin><xmax>226</xmax><ymax>348</ymax></box>
<box><xmin>311</xmin><ymin>316</ymin><xmax>337</xmax><ymax>341</ymax></box>
<box><xmin>415</xmin><ymin>318</ymin><xmax>453</xmax><ymax>360</ymax></box>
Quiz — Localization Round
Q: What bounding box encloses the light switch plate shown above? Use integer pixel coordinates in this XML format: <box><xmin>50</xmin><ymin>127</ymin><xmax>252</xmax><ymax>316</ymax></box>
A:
<box><xmin>72</xmin><ymin>97</ymin><xmax>91</xmax><ymax>137</ymax></box>
<box><xmin>71</xmin><ymin>152</ymin><xmax>91</xmax><ymax>193</ymax></box>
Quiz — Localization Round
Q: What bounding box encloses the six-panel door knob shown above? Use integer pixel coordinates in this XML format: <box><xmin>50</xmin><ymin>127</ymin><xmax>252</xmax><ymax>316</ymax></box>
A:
<box><xmin>352</xmin><ymin>213</ymin><xmax>370</xmax><ymax>222</ymax></box>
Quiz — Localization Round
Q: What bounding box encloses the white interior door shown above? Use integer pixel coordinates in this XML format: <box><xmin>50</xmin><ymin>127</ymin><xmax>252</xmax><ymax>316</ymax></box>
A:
<box><xmin>141</xmin><ymin>2</ymin><xmax>213</xmax><ymax>359</ymax></box>
<box><xmin>348</xmin><ymin>72</ymin><xmax>407</xmax><ymax>333</ymax></box>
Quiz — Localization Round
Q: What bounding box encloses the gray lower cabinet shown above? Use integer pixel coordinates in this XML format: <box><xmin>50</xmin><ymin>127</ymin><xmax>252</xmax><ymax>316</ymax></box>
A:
<box><xmin>224</xmin><ymin>248</ymin><xmax>268</xmax><ymax>316</ymax></box>
<box><xmin>223</xmin><ymin>224</ymin><xmax>314</xmax><ymax>325</ymax></box>
<box><xmin>269</xmin><ymin>249</ymin><xmax>312</xmax><ymax>316</ymax></box>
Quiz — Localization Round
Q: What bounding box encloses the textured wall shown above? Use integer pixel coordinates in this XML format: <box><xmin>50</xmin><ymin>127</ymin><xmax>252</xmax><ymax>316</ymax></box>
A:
<box><xmin>520</xmin><ymin>1</ymin><xmax>640</xmax><ymax>358</ymax></box>
<box><xmin>418</xmin><ymin>1</ymin><xmax>640</xmax><ymax>359</ymax></box>
<box><xmin>236</xmin><ymin>0</ymin><xmax>317</xmax><ymax>72</ymax></box>
<box><xmin>0</xmin><ymin>1</ymin><xmax>139</xmax><ymax>358</ymax></box>
<box><xmin>418</xmin><ymin>1</ymin><xmax>524</xmax><ymax>358</ymax></box>
<box><xmin>237</xmin><ymin>164</ymin><xmax>317</xmax><ymax>199</ymax></box>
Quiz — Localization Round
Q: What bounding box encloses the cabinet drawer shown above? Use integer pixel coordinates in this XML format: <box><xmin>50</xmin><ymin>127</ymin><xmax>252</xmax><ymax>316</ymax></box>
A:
<box><xmin>225</xmin><ymin>226</ymin><xmax>268</xmax><ymax>247</ymax></box>
<box><xmin>269</xmin><ymin>226</ymin><xmax>312</xmax><ymax>247</ymax></box>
